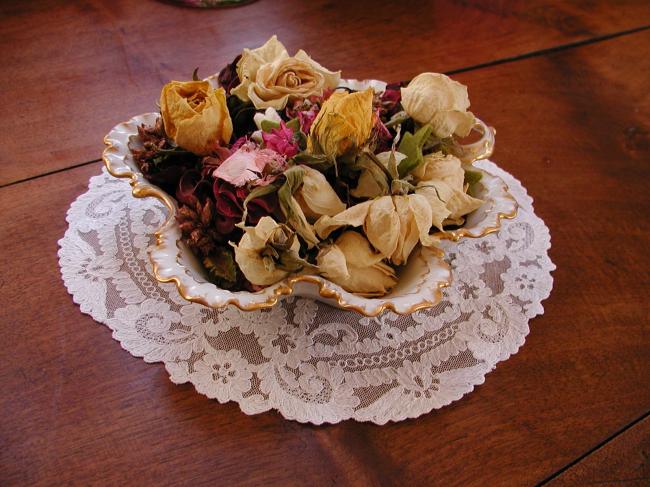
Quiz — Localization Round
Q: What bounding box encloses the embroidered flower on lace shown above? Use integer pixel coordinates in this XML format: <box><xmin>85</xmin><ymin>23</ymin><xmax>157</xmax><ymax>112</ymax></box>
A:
<box><xmin>193</xmin><ymin>349</ymin><xmax>253</xmax><ymax>403</ymax></box>
<box><xmin>180</xmin><ymin>304</ymin><xmax>231</xmax><ymax>350</ymax></box>
<box><xmin>69</xmin><ymin>189</ymin><xmax>127</xmax><ymax>233</ymax></box>
<box><xmin>218</xmin><ymin>306</ymin><xmax>287</xmax><ymax>336</ymax></box>
<box><xmin>258</xmin><ymin>361</ymin><xmax>359</xmax><ymax>424</ymax></box>
<box><xmin>58</xmin><ymin>236</ymin><xmax>121</xmax><ymax>321</ymax></box>
<box><xmin>292</xmin><ymin>298</ymin><xmax>319</xmax><ymax>325</ymax></box>
<box><xmin>111</xmin><ymin>299</ymin><xmax>180</xmax><ymax>335</ymax></box>
<box><xmin>457</xmin><ymin>296</ymin><xmax>528</xmax><ymax>363</ymax></box>
<box><xmin>502</xmin><ymin>263</ymin><xmax>551</xmax><ymax>306</ymax></box>
<box><xmin>259</xmin><ymin>323</ymin><xmax>313</xmax><ymax>368</ymax></box>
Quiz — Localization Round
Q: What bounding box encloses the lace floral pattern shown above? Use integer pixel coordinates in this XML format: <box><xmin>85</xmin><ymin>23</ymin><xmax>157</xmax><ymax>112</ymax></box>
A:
<box><xmin>58</xmin><ymin>161</ymin><xmax>555</xmax><ymax>424</ymax></box>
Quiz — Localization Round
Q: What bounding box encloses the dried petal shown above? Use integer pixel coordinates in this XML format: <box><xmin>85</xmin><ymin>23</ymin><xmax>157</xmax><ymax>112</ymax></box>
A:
<box><xmin>364</xmin><ymin>196</ymin><xmax>399</xmax><ymax>260</ymax></box>
<box><xmin>414</xmin><ymin>152</ymin><xmax>484</xmax><ymax>227</ymax></box>
<box><xmin>314</xmin><ymin>200</ymin><xmax>373</xmax><ymax>239</ymax></box>
<box><xmin>401</xmin><ymin>73</ymin><xmax>475</xmax><ymax>138</ymax></box>
<box><xmin>317</xmin><ymin>231</ymin><xmax>397</xmax><ymax>296</ymax></box>
<box><xmin>295</xmin><ymin>166</ymin><xmax>346</xmax><ymax>222</ymax></box>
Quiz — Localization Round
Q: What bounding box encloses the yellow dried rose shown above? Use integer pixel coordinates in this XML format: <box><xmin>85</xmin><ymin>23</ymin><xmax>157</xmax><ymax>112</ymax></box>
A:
<box><xmin>233</xmin><ymin>216</ymin><xmax>304</xmax><ymax>286</ymax></box>
<box><xmin>293</xmin><ymin>166</ymin><xmax>346</xmax><ymax>222</ymax></box>
<box><xmin>401</xmin><ymin>73</ymin><xmax>476</xmax><ymax>139</ymax></box>
<box><xmin>308</xmin><ymin>88</ymin><xmax>374</xmax><ymax>157</ymax></box>
<box><xmin>314</xmin><ymin>194</ymin><xmax>437</xmax><ymax>266</ymax></box>
<box><xmin>317</xmin><ymin>231</ymin><xmax>397</xmax><ymax>296</ymax></box>
<box><xmin>413</xmin><ymin>152</ymin><xmax>484</xmax><ymax>230</ymax></box>
<box><xmin>160</xmin><ymin>80</ymin><xmax>232</xmax><ymax>155</ymax></box>
<box><xmin>232</xmin><ymin>35</ymin><xmax>340</xmax><ymax>110</ymax></box>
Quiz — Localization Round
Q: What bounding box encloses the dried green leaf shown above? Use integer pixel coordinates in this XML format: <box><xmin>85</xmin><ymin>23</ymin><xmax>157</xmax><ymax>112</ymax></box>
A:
<box><xmin>285</xmin><ymin>117</ymin><xmax>300</xmax><ymax>131</ymax></box>
<box><xmin>278</xmin><ymin>167</ymin><xmax>320</xmax><ymax>248</ymax></box>
<box><xmin>397</xmin><ymin>124</ymin><xmax>433</xmax><ymax>178</ymax></box>
<box><xmin>463</xmin><ymin>168</ymin><xmax>483</xmax><ymax>186</ymax></box>
<box><xmin>261</xmin><ymin>119</ymin><xmax>281</xmax><ymax>132</ymax></box>
<box><xmin>291</xmin><ymin>151</ymin><xmax>335</xmax><ymax>172</ymax></box>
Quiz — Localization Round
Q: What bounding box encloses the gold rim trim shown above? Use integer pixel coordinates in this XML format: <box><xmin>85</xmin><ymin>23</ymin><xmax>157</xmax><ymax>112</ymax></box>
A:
<box><xmin>436</xmin><ymin>180</ymin><xmax>519</xmax><ymax>242</ymax></box>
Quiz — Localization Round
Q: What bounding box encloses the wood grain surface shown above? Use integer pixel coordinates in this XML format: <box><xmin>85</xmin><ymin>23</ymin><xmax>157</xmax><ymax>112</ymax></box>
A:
<box><xmin>548</xmin><ymin>415</ymin><xmax>650</xmax><ymax>486</ymax></box>
<box><xmin>1</xmin><ymin>2</ymin><xmax>649</xmax><ymax>486</ymax></box>
<box><xmin>1</xmin><ymin>0</ymin><xmax>650</xmax><ymax>185</ymax></box>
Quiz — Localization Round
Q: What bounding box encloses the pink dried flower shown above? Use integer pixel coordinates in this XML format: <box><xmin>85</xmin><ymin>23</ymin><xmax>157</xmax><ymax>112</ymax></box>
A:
<box><xmin>372</xmin><ymin>110</ymin><xmax>393</xmax><ymax>152</ymax></box>
<box><xmin>379</xmin><ymin>83</ymin><xmax>403</xmax><ymax>118</ymax></box>
<box><xmin>213</xmin><ymin>147</ymin><xmax>266</xmax><ymax>187</ymax></box>
<box><xmin>213</xmin><ymin>144</ymin><xmax>287</xmax><ymax>187</ymax></box>
<box><xmin>297</xmin><ymin>106</ymin><xmax>319</xmax><ymax>134</ymax></box>
<box><xmin>262</xmin><ymin>122</ymin><xmax>299</xmax><ymax>158</ymax></box>
<box><xmin>230</xmin><ymin>135</ymin><xmax>250</xmax><ymax>151</ymax></box>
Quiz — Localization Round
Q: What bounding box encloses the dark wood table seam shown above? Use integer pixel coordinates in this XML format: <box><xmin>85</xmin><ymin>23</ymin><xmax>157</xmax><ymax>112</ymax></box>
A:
<box><xmin>536</xmin><ymin>409</ymin><xmax>650</xmax><ymax>486</ymax></box>
<box><xmin>447</xmin><ymin>24</ymin><xmax>650</xmax><ymax>75</ymax></box>
<box><xmin>0</xmin><ymin>158</ymin><xmax>101</xmax><ymax>189</ymax></box>
<box><xmin>1</xmin><ymin>25</ymin><xmax>648</xmax><ymax>190</ymax></box>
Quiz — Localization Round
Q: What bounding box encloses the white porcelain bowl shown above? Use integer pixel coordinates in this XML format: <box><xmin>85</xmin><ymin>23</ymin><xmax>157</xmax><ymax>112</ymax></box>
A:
<box><xmin>103</xmin><ymin>81</ymin><xmax>517</xmax><ymax>316</ymax></box>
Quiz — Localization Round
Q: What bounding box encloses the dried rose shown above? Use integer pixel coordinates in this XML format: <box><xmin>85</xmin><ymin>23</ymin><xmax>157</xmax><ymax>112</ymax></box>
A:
<box><xmin>231</xmin><ymin>36</ymin><xmax>340</xmax><ymax>110</ymax></box>
<box><xmin>293</xmin><ymin>166</ymin><xmax>346</xmax><ymax>222</ymax></box>
<box><xmin>349</xmin><ymin>151</ymin><xmax>397</xmax><ymax>199</ymax></box>
<box><xmin>379</xmin><ymin>83</ymin><xmax>402</xmax><ymax>117</ymax></box>
<box><xmin>400</xmin><ymin>73</ymin><xmax>475</xmax><ymax>138</ymax></box>
<box><xmin>307</xmin><ymin>88</ymin><xmax>374</xmax><ymax>157</ymax></box>
<box><xmin>253</xmin><ymin>107</ymin><xmax>283</xmax><ymax>131</ymax></box>
<box><xmin>160</xmin><ymin>80</ymin><xmax>233</xmax><ymax>155</ymax></box>
<box><xmin>277</xmin><ymin>166</ymin><xmax>320</xmax><ymax>248</ymax></box>
<box><xmin>413</xmin><ymin>152</ymin><xmax>483</xmax><ymax>229</ymax></box>
<box><xmin>317</xmin><ymin>231</ymin><xmax>397</xmax><ymax>296</ymax></box>
<box><xmin>213</xmin><ymin>179</ymin><xmax>278</xmax><ymax>236</ymax></box>
<box><xmin>233</xmin><ymin>217</ymin><xmax>304</xmax><ymax>286</ymax></box>
<box><xmin>314</xmin><ymin>194</ymin><xmax>437</xmax><ymax>266</ymax></box>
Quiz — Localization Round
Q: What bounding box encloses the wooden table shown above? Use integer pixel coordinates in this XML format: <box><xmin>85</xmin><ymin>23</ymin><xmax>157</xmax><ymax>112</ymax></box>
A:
<box><xmin>1</xmin><ymin>1</ymin><xmax>649</xmax><ymax>485</ymax></box>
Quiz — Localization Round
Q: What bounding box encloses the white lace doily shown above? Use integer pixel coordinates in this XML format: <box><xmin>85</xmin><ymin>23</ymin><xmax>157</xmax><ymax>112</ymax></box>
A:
<box><xmin>58</xmin><ymin>160</ymin><xmax>555</xmax><ymax>424</ymax></box>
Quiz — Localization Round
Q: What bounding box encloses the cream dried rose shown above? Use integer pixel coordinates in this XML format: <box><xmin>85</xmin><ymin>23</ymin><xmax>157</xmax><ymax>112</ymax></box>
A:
<box><xmin>401</xmin><ymin>72</ymin><xmax>476</xmax><ymax>139</ymax></box>
<box><xmin>294</xmin><ymin>166</ymin><xmax>346</xmax><ymax>222</ymax></box>
<box><xmin>160</xmin><ymin>80</ymin><xmax>232</xmax><ymax>155</ymax></box>
<box><xmin>413</xmin><ymin>152</ymin><xmax>483</xmax><ymax>230</ymax></box>
<box><xmin>233</xmin><ymin>216</ymin><xmax>303</xmax><ymax>286</ymax></box>
<box><xmin>231</xmin><ymin>35</ymin><xmax>340</xmax><ymax>110</ymax></box>
<box><xmin>317</xmin><ymin>231</ymin><xmax>397</xmax><ymax>296</ymax></box>
<box><xmin>314</xmin><ymin>194</ymin><xmax>437</xmax><ymax>266</ymax></box>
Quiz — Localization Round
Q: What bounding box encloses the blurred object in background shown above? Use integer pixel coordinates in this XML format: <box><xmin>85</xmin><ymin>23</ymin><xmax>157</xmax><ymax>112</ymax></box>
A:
<box><xmin>166</xmin><ymin>0</ymin><xmax>257</xmax><ymax>7</ymax></box>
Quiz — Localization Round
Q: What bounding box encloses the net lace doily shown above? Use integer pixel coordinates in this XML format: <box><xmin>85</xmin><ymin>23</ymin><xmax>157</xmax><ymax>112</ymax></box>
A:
<box><xmin>58</xmin><ymin>160</ymin><xmax>555</xmax><ymax>424</ymax></box>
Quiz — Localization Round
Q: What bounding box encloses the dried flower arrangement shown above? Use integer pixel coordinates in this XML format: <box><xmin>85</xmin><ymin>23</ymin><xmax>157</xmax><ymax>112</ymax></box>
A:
<box><xmin>130</xmin><ymin>36</ymin><xmax>488</xmax><ymax>296</ymax></box>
